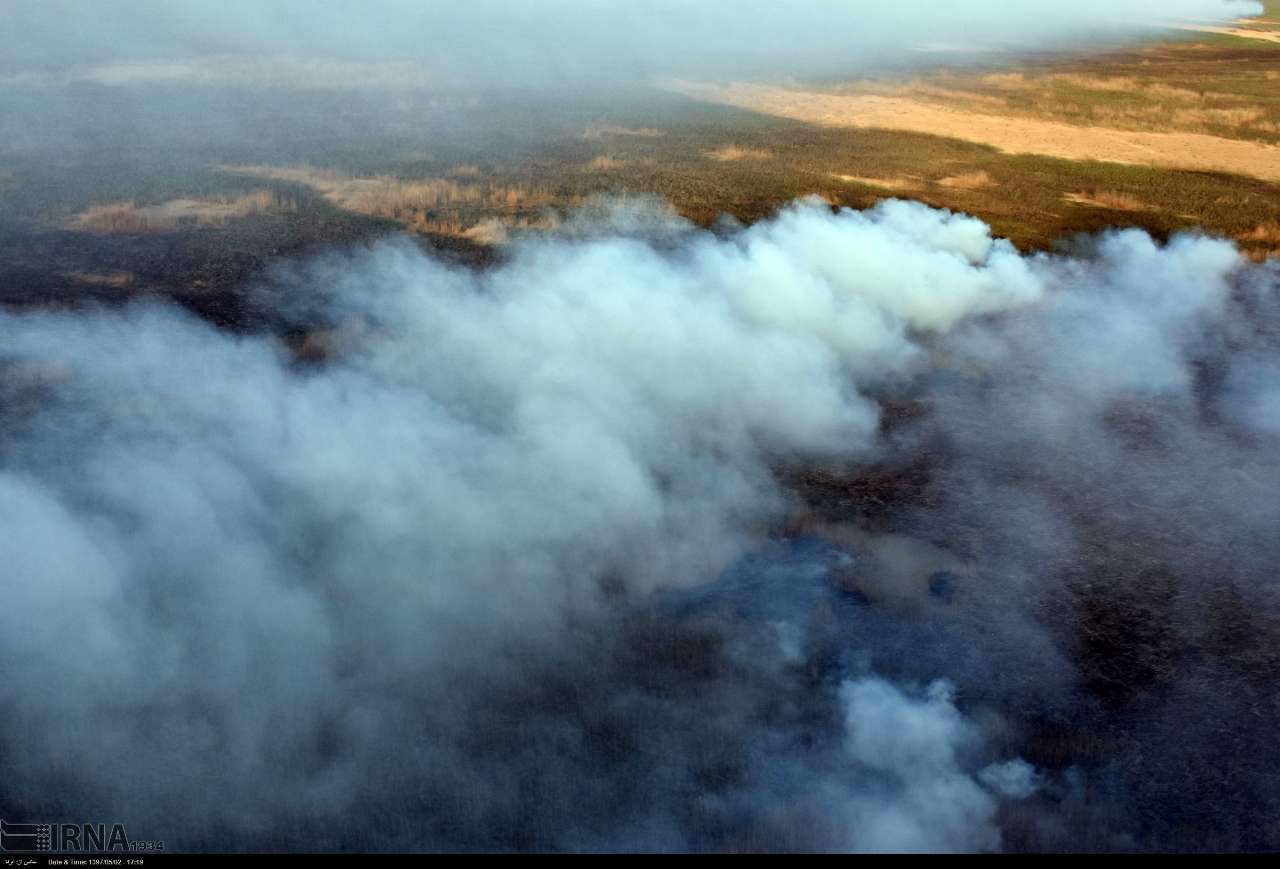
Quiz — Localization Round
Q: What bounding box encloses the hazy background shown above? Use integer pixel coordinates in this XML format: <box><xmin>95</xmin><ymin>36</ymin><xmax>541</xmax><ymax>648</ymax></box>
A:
<box><xmin>2</xmin><ymin>1</ymin><xmax>1264</xmax><ymax>85</ymax></box>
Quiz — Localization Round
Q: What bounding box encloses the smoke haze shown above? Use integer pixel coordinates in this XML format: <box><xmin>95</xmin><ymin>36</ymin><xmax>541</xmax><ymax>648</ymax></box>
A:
<box><xmin>1</xmin><ymin>1</ymin><xmax>1263</xmax><ymax>85</ymax></box>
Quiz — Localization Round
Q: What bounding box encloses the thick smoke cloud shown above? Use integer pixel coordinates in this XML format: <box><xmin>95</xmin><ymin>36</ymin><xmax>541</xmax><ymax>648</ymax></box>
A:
<box><xmin>1</xmin><ymin>1</ymin><xmax>1262</xmax><ymax>85</ymax></box>
<box><xmin>3</xmin><ymin>196</ymin><xmax>1278</xmax><ymax>850</ymax></box>
<box><xmin>0</xmin><ymin>200</ymin><xmax>1036</xmax><ymax>848</ymax></box>
<box><xmin>882</xmin><ymin>229</ymin><xmax>1280</xmax><ymax>849</ymax></box>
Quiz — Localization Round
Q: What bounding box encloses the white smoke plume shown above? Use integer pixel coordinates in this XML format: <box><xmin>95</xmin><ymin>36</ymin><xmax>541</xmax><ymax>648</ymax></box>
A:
<box><xmin>837</xmin><ymin>678</ymin><xmax>1007</xmax><ymax>853</ymax></box>
<box><xmin>2</xmin><ymin>197</ymin><xmax>1278</xmax><ymax>850</ymax></box>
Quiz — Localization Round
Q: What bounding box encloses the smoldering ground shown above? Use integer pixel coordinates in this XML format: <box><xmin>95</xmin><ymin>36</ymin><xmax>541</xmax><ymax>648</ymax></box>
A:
<box><xmin>2</xmin><ymin>198</ymin><xmax>1279</xmax><ymax>851</ymax></box>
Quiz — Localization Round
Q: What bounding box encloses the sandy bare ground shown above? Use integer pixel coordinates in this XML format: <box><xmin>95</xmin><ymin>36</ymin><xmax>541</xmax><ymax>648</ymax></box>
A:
<box><xmin>670</xmin><ymin>81</ymin><xmax>1280</xmax><ymax>183</ymax></box>
<box><xmin>1164</xmin><ymin>23</ymin><xmax>1280</xmax><ymax>43</ymax></box>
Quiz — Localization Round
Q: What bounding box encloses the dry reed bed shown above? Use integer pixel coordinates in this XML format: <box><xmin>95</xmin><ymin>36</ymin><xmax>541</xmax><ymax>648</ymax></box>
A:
<box><xmin>71</xmin><ymin>189</ymin><xmax>290</xmax><ymax>233</ymax></box>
